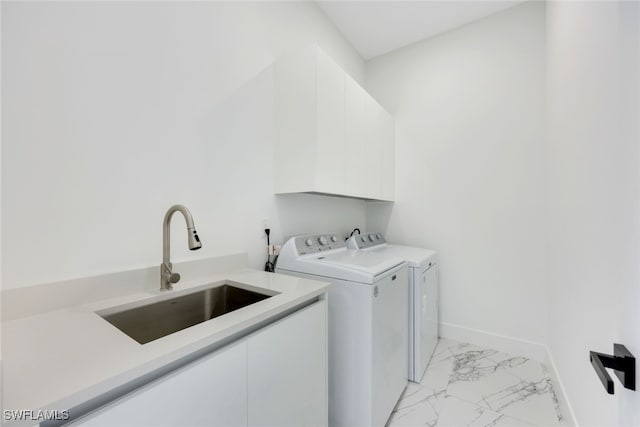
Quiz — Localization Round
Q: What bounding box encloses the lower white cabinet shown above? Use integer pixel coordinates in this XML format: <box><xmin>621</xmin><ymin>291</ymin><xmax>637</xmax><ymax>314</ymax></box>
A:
<box><xmin>71</xmin><ymin>299</ymin><xmax>327</xmax><ymax>427</ymax></box>
<box><xmin>248</xmin><ymin>298</ymin><xmax>327</xmax><ymax>426</ymax></box>
<box><xmin>72</xmin><ymin>340</ymin><xmax>248</xmax><ymax>427</ymax></box>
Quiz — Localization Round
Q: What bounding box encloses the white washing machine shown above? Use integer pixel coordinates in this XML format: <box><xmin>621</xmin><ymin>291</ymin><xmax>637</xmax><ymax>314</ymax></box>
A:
<box><xmin>348</xmin><ymin>232</ymin><xmax>439</xmax><ymax>383</ymax></box>
<box><xmin>276</xmin><ymin>233</ymin><xmax>408</xmax><ymax>427</ymax></box>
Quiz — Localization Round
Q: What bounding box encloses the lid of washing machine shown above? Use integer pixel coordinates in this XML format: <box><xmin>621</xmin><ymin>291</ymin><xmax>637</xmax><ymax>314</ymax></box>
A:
<box><xmin>279</xmin><ymin>250</ymin><xmax>404</xmax><ymax>284</ymax></box>
<box><xmin>300</xmin><ymin>251</ymin><xmax>404</xmax><ymax>284</ymax></box>
<box><xmin>346</xmin><ymin>232</ymin><xmax>437</xmax><ymax>268</ymax></box>
<box><xmin>316</xmin><ymin>250</ymin><xmax>405</xmax><ymax>276</ymax></box>
<box><xmin>384</xmin><ymin>245</ymin><xmax>438</xmax><ymax>268</ymax></box>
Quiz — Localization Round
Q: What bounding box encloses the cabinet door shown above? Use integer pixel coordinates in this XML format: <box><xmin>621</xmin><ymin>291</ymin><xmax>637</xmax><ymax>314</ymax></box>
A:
<box><xmin>72</xmin><ymin>341</ymin><xmax>248</xmax><ymax>427</ymax></box>
<box><xmin>344</xmin><ymin>75</ymin><xmax>367</xmax><ymax>197</ymax></box>
<box><xmin>274</xmin><ymin>46</ymin><xmax>317</xmax><ymax>194</ymax></box>
<box><xmin>380</xmin><ymin>109</ymin><xmax>395</xmax><ymax>201</ymax></box>
<box><xmin>315</xmin><ymin>48</ymin><xmax>345</xmax><ymax>195</ymax></box>
<box><xmin>365</xmin><ymin>95</ymin><xmax>384</xmax><ymax>199</ymax></box>
<box><xmin>248</xmin><ymin>300</ymin><xmax>328</xmax><ymax>427</ymax></box>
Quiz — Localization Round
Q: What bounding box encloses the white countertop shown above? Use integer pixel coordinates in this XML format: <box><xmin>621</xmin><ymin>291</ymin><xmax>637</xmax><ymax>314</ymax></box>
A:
<box><xmin>2</xmin><ymin>265</ymin><xmax>329</xmax><ymax>425</ymax></box>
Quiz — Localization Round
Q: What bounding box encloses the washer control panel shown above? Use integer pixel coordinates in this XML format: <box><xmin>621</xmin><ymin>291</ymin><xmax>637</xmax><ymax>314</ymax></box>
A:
<box><xmin>295</xmin><ymin>233</ymin><xmax>345</xmax><ymax>255</ymax></box>
<box><xmin>350</xmin><ymin>232</ymin><xmax>386</xmax><ymax>249</ymax></box>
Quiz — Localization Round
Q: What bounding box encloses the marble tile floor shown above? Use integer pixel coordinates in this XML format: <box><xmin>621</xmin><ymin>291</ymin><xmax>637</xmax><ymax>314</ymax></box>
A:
<box><xmin>388</xmin><ymin>338</ymin><xmax>564</xmax><ymax>427</ymax></box>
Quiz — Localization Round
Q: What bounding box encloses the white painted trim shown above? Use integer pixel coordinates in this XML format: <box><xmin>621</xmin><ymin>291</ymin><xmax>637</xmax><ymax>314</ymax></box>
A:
<box><xmin>545</xmin><ymin>346</ymin><xmax>579</xmax><ymax>427</ymax></box>
<box><xmin>439</xmin><ymin>321</ymin><xmax>547</xmax><ymax>361</ymax></box>
<box><xmin>439</xmin><ymin>322</ymin><xmax>578</xmax><ymax>426</ymax></box>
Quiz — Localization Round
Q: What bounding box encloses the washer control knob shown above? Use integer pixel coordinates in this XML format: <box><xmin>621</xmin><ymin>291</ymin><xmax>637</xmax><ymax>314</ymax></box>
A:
<box><xmin>360</xmin><ymin>236</ymin><xmax>366</xmax><ymax>243</ymax></box>
<box><xmin>318</xmin><ymin>236</ymin><xmax>328</xmax><ymax>245</ymax></box>
<box><xmin>305</xmin><ymin>238</ymin><xmax>313</xmax><ymax>247</ymax></box>
<box><xmin>376</xmin><ymin>233</ymin><xmax>382</xmax><ymax>240</ymax></box>
<box><xmin>368</xmin><ymin>234</ymin><xmax>375</xmax><ymax>242</ymax></box>
<box><xmin>331</xmin><ymin>235</ymin><xmax>338</xmax><ymax>243</ymax></box>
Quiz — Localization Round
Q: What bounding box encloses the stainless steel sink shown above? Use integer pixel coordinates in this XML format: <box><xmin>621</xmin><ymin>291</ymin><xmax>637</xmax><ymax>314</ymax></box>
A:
<box><xmin>99</xmin><ymin>284</ymin><xmax>274</xmax><ymax>344</ymax></box>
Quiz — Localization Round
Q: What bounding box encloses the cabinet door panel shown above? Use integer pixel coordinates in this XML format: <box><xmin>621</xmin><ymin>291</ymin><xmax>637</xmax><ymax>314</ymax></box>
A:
<box><xmin>73</xmin><ymin>341</ymin><xmax>248</xmax><ymax>427</ymax></box>
<box><xmin>316</xmin><ymin>48</ymin><xmax>345</xmax><ymax>194</ymax></box>
<box><xmin>274</xmin><ymin>46</ymin><xmax>317</xmax><ymax>194</ymax></box>
<box><xmin>248</xmin><ymin>300</ymin><xmax>328</xmax><ymax>427</ymax></box>
<box><xmin>365</xmin><ymin>95</ymin><xmax>384</xmax><ymax>199</ymax></box>
<box><xmin>380</xmin><ymin>109</ymin><xmax>395</xmax><ymax>201</ymax></box>
<box><xmin>345</xmin><ymin>76</ymin><xmax>367</xmax><ymax>197</ymax></box>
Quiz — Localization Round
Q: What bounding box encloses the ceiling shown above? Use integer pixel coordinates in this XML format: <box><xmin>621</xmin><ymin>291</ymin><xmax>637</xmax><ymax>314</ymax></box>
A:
<box><xmin>317</xmin><ymin>1</ymin><xmax>527</xmax><ymax>60</ymax></box>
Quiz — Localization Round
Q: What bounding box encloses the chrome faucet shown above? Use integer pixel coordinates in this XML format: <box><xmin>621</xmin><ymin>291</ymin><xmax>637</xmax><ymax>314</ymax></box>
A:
<box><xmin>161</xmin><ymin>204</ymin><xmax>202</xmax><ymax>291</ymax></box>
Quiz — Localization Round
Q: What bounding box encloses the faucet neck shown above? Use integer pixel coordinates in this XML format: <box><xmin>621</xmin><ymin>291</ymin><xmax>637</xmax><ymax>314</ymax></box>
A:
<box><xmin>162</xmin><ymin>204</ymin><xmax>196</xmax><ymax>266</ymax></box>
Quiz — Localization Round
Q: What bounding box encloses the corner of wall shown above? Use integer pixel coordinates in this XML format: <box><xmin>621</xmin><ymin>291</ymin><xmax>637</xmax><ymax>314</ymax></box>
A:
<box><xmin>544</xmin><ymin>346</ymin><xmax>579</xmax><ymax>427</ymax></box>
<box><xmin>440</xmin><ymin>322</ymin><xmax>547</xmax><ymax>362</ymax></box>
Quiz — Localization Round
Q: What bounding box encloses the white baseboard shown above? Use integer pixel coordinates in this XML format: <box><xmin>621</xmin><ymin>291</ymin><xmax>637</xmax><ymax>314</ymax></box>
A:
<box><xmin>439</xmin><ymin>322</ymin><xmax>578</xmax><ymax>426</ymax></box>
<box><xmin>440</xmin><ymin>321</ymin><xmax>547</xmax><ymax>361</ymax></box>
<box><xmin>545</xmin><ymin>346</ymin><xmax>578</xmax><ymax>427</ymax></box>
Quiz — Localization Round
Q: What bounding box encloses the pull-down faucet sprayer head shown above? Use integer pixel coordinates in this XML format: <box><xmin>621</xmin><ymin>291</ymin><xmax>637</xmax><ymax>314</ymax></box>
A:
<box><xmin>188</xmin><ymin>228</ymin><xmax>202</xmax><ymax>250</ymax></box>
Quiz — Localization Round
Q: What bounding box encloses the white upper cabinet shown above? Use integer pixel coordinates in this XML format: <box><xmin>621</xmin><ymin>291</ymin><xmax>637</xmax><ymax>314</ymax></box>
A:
<box><xmin>344</xmin><ymin>75</ymin><xmax>367</xmax><ymax>198</ymax></box>
<box><xmin>380</xmin><ymin>107</ymin><xmax>395</xmax><ymax>201</ymax></box>
<box><xmin>274</xmin><ymin>45</ymin><xmax>394</xmax><ymax>201</ymax></box>
<box><xmin>365</xmin><ymin>94</ymin><xmax>384</xmax><ymax>200</ymax></box>
<box><xmin>315</xmin><ymin>49</ymin><xmax>346</xmax><ymax>195</ymax></box>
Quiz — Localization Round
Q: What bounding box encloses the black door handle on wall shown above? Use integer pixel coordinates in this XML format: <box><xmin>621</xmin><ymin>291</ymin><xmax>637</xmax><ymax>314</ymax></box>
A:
<box><xmin>590</xmin><ymin>343</ymin><xmax>635</xmax><ymax>394</ymax></box>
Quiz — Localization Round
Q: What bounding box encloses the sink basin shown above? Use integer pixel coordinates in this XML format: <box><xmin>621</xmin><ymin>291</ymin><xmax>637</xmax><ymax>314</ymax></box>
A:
<box><xmin>99</xmin><ymin>284</ymin><xmax>275</xmax><ymax>344</ymax></box>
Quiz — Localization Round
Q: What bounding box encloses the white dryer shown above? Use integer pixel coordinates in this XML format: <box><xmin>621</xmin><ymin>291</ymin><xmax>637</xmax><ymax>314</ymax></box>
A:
<box><xmin>276</xmin><ymin>233</ymin><xmax>408</xmax><ymax>427</ymax></box>
<box><xmin>348</xmin><ymin>232</ymin><xmax>439</xmax><ymax>383</ymax></box>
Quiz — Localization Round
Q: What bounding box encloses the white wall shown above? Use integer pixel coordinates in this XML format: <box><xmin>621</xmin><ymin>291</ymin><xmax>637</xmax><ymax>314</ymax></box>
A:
<box><xmin>546</xmin><ymin>1</ymin><xmax>640</xmax><ymax>425</ymax></box>
<box><xmin>1</xmin><ymin>2</ymin><xmax>367</xmax><ymax>289</ymax></box>
<box><xmin>0</xmin><ymin>0</ymin><xmax>3</xmax><ymax>402</ymax></box>
<box><xmin>366</xmin><ymin>2</ymin><xmax>548</xmax><ymax>347</ymax></box>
